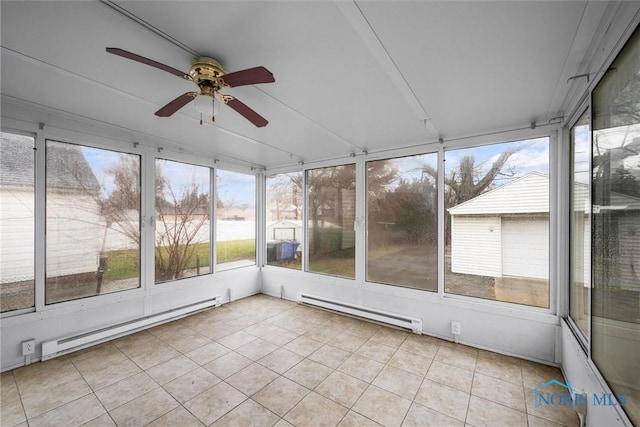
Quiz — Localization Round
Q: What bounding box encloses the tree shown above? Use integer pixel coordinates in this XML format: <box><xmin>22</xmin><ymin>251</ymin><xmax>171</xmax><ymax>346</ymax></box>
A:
<box><xmin>100</xmin><ymin>157</ymin><xmax>210</xmax><ymax>282</ymax></box>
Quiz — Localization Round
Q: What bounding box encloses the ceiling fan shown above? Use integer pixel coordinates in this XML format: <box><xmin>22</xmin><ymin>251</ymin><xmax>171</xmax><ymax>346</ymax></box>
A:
<box><xmin>106</xmin><ymin>48</ymin><xmax>274</xmax><ymax>127</ymax></box>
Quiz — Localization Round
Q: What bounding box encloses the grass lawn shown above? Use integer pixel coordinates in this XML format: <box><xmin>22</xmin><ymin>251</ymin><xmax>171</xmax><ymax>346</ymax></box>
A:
<box><xmin>103</xmin><ymin>239</ymin><xmax>255</xmax><ymax>280</ymax></box>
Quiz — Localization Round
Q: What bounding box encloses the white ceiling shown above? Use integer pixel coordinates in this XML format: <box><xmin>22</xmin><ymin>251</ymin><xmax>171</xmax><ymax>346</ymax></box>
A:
<box><xmin>1</xmin><ymin>1</ymin><xmax>609</xmax><ymax>169</ymax></box>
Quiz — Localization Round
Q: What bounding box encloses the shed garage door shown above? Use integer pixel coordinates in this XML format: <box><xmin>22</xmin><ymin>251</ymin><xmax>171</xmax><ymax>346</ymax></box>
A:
<box><xmin>501</xmin><ymin>218</ymin><xmax>548</xmax><ymax>279</ymax></box>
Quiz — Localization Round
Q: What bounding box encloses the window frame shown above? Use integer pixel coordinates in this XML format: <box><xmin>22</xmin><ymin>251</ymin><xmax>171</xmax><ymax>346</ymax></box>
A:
<box><xmin>0</xmin><ymin>129</ymin><xmax>37</xmax><ymax>316</ymax></box>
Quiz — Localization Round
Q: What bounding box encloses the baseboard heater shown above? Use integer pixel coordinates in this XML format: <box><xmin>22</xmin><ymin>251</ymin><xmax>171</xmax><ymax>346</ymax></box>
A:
<box><xmin>41</xmin><ymin>296</ymin><xmax>222</xmax><ymax>360</ymax></box>
<box><xmin>296</xmin><ymin>293</ymin><xmax>422</xmax><ymax>334</ymax></box>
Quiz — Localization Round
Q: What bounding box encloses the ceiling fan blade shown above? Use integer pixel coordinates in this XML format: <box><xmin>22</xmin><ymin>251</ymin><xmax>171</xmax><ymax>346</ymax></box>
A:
<box><xmin>221</xmin><ymin>66</ymin><xmax>275</xmax><ymax>87</ymax></box>
<box><xmin>106</xmin><ymin>48</ymin><xmax>191</xmax><ymax>80</ymax></box>
<box><xmin>155</xmin><ymin>92</ymin><xmax>197</xmax><ymax>117</ymax></box>
<box><xmin>225</xmin><ymin>96</ymin><xmax>269</xmax><ymax>127</ymax></box>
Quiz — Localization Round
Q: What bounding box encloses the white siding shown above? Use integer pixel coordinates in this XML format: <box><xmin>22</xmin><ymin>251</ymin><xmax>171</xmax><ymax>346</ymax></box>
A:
<box><xmin>449</xmin><ymin>173</ymin><xmax>549</xmax><ymax>215</ymax></box>
<box><xmin>46</xmin><ymin>192</ymin><xmax>103</xmax><ymax>278</ymax></box>
<box><xmin>0</xmin><ymin>189</ymin><xmax>35</xmax><ymax>283</ymax></box>
<box><xmin>501</xmin><ymin>217</ymin><xmax>549</xmax><ymax>279</ymax></box>
<box><xmin>451</xmin><ymin>216</ymin><xmax>501</xmax><ymax>277</ymax></box>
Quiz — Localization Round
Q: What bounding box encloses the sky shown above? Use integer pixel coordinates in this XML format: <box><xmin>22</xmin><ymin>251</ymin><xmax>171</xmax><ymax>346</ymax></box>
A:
<box><xmin>82</xmin><ymin>147</ymin><xmax>256</xmax><ymax>208</ymax></box>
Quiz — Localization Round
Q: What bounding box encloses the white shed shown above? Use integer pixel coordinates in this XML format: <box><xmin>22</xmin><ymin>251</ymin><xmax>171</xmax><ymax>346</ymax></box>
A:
<box><xmin>448</xmin><ymin>172</ymin><xmax>550</xmax><ymax>280</ymax></box>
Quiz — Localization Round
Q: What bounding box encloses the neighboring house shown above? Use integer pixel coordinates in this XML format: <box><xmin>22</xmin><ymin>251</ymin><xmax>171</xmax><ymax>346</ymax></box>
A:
<box><xmin>449</xmin><ymin>172</ymin><xmax>640</xmax><ymax>291</ymax></box>
<box><xmin>448</xmin><ymin>172</ymin><xmax>550</xmax><ymax>280</ymax></box>
<box><xmin>0</xmin><ymin>135</ymin><xmax>103</xmax><ymax>285</ymax></box>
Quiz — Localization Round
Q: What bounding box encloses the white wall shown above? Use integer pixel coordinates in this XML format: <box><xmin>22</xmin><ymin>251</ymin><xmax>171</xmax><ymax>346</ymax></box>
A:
<box><xmin>262</xmin><ymin>266</ymin><xmax>559</xmax><ymax>364</ymax></box>
<box><xmin>451</xmin><ymin>216</ymin><xmax>502</xmax><ymax>277</ymax></box>
<box><xmin>561</xmin><ymin>321</ymin><xmax>633</xmax><ymax>427</ymax></box>
<box><xmin>1</xmin><ymin>267</ymin><xmax>260</xmax><ymax>371</ymax></box>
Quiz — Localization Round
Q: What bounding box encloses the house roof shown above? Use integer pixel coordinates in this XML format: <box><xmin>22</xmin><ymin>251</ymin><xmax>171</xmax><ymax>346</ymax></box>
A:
<box><xmin>449</xmin><ymin>172</ymin><xmax>549</xmax><ymax>216</ymax></box>
<box><xmin>1</xmin><ymin>133</ymin><xmax>100</xmax><ymax>192</ymax></box>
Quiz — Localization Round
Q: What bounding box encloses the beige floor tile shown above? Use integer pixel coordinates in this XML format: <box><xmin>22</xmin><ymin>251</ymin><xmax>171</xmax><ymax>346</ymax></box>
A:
<box><xmin>212</xmin><ymin>399</ymin><xmax>280</xmax><ymax>427</ymax></box>
<box><xmin>402</xmin><ymin>402</ymin><xmax>465</xmax><ymax>427</ymax></box>
<box><xmin>426</xmin><ymin>360</ymin><xmax>474</xmax><ymax>393</ymax></box>
<box><xmin>258</xmin><ymin>348</ymin><xmax>304</xmax><ymax>374</ymax></box>
<box><xmin>352</xmin><ymin>385</ymin><xmax>411</xmax><ymax>427</ymax></box>
<box><xmin>128</xmin><ymin>343</ymin><xmax>181</xmax><ymax>370</ymax></box>
<box><xmin>399</xmin><ymin>337</ymin><xmax>440</xmax><ymax>359</ymax></box>
<box><xmin>372</xmin><ymin>365</ymin><xmax>422</xmax><ymax>400</ymax></box>
<box><xmin>146</xmin><ymin>406</ymin><xmax>205</xmax><ymax>427</ymax></box>
<box><xmin>338</xmin><ymin>354</ymin><xmax>385</xmax><ymax>383</ymax></box>
<box><xmin>242</xmin><ymin>321</ymin><xmax>282</xmax><ymax>338</ymax></box>
<box><xmin>70</xmin><ymin>343</ymin><xmax>127</xmax><ymax>372</ymax></box>
<box><xmin>305</xmin><ymin>326</ymin><xmax>343</xmax><ymax>343</ymax></box>
<box><xmin>146</xmin><ymin>355</ymin><xmax>199</xmax><ymax>385</ymax></box>
<box><xmin>112</xmin><ymin>332</ymin><xmax>162</xmax><ymax>358</ymax></box>
<box><xmin>227</xmin><ymin>363</ymin><xmax>280</xmax><ymax>396</ymax></box>
<box><xmin>527</xmin><ymin>413</ymin><xmax>568</xmax><ymax>427</ymax></box>
<box><xmin>109</xmin><ymin>388</ymin><xmax>178</xmax><ymax>427</ymax></box>
<box><xmin>521</xmin><ymin>362</ymin><xmax>564</xmax><ymax>389</ymax></box>
<box><xmin>355</xmin><ymin>340</ymin><xmax>397</xmax><ymax>364</ymax></box>
<box><xmin>338</xmin><ymin>411</ymin><xmax>382</xmax><ymax>426</ymax></box>
<box><xmin>388</xmin><ymin>349</ymin><xmax>432</xmax><ymax>377</ymax></box>
<box><xmin>80</xmin><ymin>413</ymin><xmax>116</xmax><ymax>427</ymax></box>
<box><xmin>18</xmin><ymin>369</ymin><xmax>92</xmax><ymax>419</ymax></box>
<box><xmin>28</xmin><ymin>394</ymin><xmax>105</xmax><ymax>427</ymax></box>
<box><xmin>330</xmin><ymin>333</ymin><xmax>369</xmax><ymax>353</ymax></box>
<box><xmin>162</xmin><ymin>367</ymin><xmax>221</xmax><ymax>403</ymax></box>
<box><xmin>466</xmin><ymin>395</ymin><xmax>527</xmax><ymax>427</ymax></box>
<box><xmin>197</xmin><ymin>322</ymin><xmax>242</xmax><ymax>341</ymax></box>
<box><xmin>217</xmin><ymin>330</ymin><xmax>258</xmax><ymax>349</ymax></box>
<box><xmin>253</xmin><ymin>376</ymin><xmax>310</xmax><ymax>417</ymax></box>
<box><xmin>316</xmin><ymin>371</ymin><xmax>368</xmax><ymax>408</ymax></box>
<box><xmin>203</xmin><ymin>351</ymin><xmax>253</xmax><ymax>379</ymax></box>
<box><xmin>184</xmin><ymin>381</ymin><xmax>247</xmax><ymax>425</ymax></box>
<box><xmin>1</xmin><ymin>372</ymin><xmax>26</xmax><ymax>426</ymax></box>
<box><xmin>95</xmin><ymin>372</ymin><xmax>158</xmax><ymax>411</ymax></box>
<box><xmin>262</xmin><ymin>327</ymin><xmax>300</xmax><ymax>346</ymax></box>
<box><xmin>414</xmin><ymin>379</ymin><xmax>470</xmax><ymax>422</ymax></box>
<box><xmin>185</xmin><ymin>342</ymin><xmax>231</xmax><ymax>366</ymax></box>
<box><xmin>165</xmin><ymin>332</ymin><xmax>213</xmax><ymax>354</ymax></box>
<box><xmin>284</xmin><ymin>359</ymin><xmax>333</xmax><ymax>389</ymax></box>
<box><xmin>309</xmin><ymin>345</ymin><xmax>352</xmax><ymax>369</ymax></box>
<box><xmin>77</xmin><ymin>358</ymin><xmax>141</xmax><ymax>391</ymax></box>
<box><xmin>344</xmin><ymin>322</ymin><xmax>381</xmax><ymax>340</ymax></box>
<box><xmin>236</xmin><ymin>338</ymin><xmax>279</xmax><ymax>361</ymax></box>
<box><xmin>369</xmin><ymin>328</ymin><xmax>409</xmax><ymax>348</ymax></box>
<box><xmin>274</xmin><ymin>419</ymin><xmax>295</xmax><ymax>427</ymax></box>
<box><xmin>525</xmin><ymin>390</ymin><xmax>579</xmax><ymax>427</ymax></box>
<box><xmin>477</xmin><ymin>349</ymin><xmax>522</xmax><ymax>366</ymax></box>
<box><xmin>475</xmin><ymin>357</ymin><xmax>523</xmax><ymax>386</ymax></box>
<box><xmin>283</xmin><ymin>335</ymin><xmax>324</xmax><ymax>357</ymax></box>
<box><xmin>471</xmin><ymin>372</ymin><xmax>525</xmax><ymax>412</ymax></box>
<box><xmin>285</xmin><ymin>391</ymin><xmax>349</xmax><ymax>427</ymax></box>
<box><xmin>434</xmin><ymin>345</ymin><xmax>477</xmax><ymax>371</ymax></box>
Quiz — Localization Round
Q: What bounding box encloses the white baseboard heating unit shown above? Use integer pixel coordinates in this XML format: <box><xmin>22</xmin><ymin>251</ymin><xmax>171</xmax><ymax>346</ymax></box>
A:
<box><xmin>42</xmin><ymin>296</ymin><xmax>221</xmax><ymax>360</ymax></box>
<box><xmin>296</xmin><ymin>293</ymin><xmax>422</xmax><ymax>334</ymax></box>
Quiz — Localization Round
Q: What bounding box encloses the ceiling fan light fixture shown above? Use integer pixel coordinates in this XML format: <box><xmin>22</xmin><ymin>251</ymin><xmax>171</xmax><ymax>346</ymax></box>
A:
<box><xmin>194</xmin><ymin>94</ymin><xmax>220</xmax><ymax>118</ymax></box>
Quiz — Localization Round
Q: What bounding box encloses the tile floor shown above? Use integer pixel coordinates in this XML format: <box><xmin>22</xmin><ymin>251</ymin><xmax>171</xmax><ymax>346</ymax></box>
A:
<box><xmin>0</xmin><ymin>294</ymin><xmax>579</xmax><ymax>427</ymax></box>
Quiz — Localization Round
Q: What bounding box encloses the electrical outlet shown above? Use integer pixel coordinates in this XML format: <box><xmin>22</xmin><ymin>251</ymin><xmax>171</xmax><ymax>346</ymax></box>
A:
<box><xmin>22</xmin><ymin>339</ymin><xmax>35</xmax><ymax>356</ymax></box>
<box><xmin>451</xmin><ymin>321</ymin><xmax>461</xmax><ymax>335</ymax></box>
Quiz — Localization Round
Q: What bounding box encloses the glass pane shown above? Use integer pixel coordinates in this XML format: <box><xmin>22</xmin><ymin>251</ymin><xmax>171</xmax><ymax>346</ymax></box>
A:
<box><xmin>307</xmin><ymin>164</ymin><xmax>356</xmax><ymax>278</ymax></box>
<box><xmin>46</xmin><ymin>141</ymin><xmax>140</xmax><ymax>304</ymax></box>
<box><xmin>570</xmin><ymin>110</ymin><xmax>591</xmax><ymax>339</ymax></box>
<box><xmin>444</xmin><ymin>137</ymin><xmax>550</xmax><ymax>307</ymax></box>
<box><xmin>155</xmin><ymin>159</ymin><xmax>210</xmax><ymax>283</ymax></box>
<box><xmin>367</xmin><ymin>153</ymin><xmax>437</xmax><ymax>291</ymax></box>
<box><xmin>216</xmin><ymin>170</ymin><xmax>256</xmax><ymax>270</ymax></box>
<box><xmin>266</xmin><ymin>172</ymin><xmax>303</xmax><ymax>269</ymax></box>
<box><xmin>1</xmin><ymin>132</ymin><xmax>35</xmax><ymax>312</ymax></box>
<box><xmin>592</xmin><ymin>26</ymin><xmax>640</xmax><ymax>425</ymax></box>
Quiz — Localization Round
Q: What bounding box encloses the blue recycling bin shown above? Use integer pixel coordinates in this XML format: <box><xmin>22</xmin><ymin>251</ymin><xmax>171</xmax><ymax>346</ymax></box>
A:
<box><xmin>278</xmin><ymin>242</ymin><xmax>299</xmax><ymax>261</ymax></box>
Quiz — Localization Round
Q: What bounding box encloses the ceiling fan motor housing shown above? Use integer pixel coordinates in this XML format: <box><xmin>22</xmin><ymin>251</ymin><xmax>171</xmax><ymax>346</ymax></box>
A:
<box><xmin>189</xmin><ymin>57</ymin><xmax>226</xmax><ymax>95</ymax></box>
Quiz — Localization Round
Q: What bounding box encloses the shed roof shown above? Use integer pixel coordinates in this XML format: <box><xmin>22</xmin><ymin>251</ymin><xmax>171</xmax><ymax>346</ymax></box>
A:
<box><xmin>448</xmin><ymin>172</ymin><xmax>549</xmax><ymax>215</ymax></box>
<box><xmin>1</xmin><ymin>134</ymin><xmax>100</xmax><ymax>192</ymax></box>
